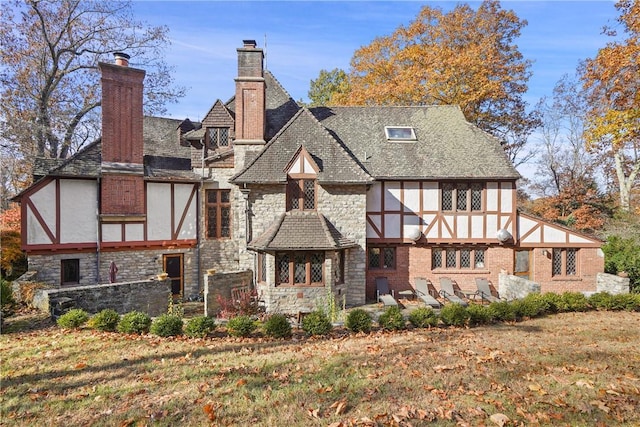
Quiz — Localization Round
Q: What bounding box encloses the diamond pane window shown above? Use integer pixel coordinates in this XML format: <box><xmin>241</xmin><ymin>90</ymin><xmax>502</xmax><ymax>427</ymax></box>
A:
<box><xmin>442</xmin><ymin>184</ymin><xmax>453</xmax><ymax>211</ymax></box>
<box><xmin>287</xmin><ymin>179</ymin><xmax>315</xmax><ymax>211</ymax></box>
<box><xmin>207</xmin><ymin>127</ymin><xmax>230</xmax><ymax>149</ymax></box>
<box><xmin>446</xmin><ymin>249</ymin><xmax>456</xmax><ymax>268</ymax></box>
<box><xmin>368</xmin><ymin>247</ymin><xmax>395</xmax><ymax>270</ymax></box>
<box><xmin>207</xmin><ymin>207</ymin><xmax>217</xmax><ymax>237</ymax></box>
<box><xmin>552</xmin><ymin>249</ymin><xmax>562</xmax><ymax>276</ymax></box>
<box><xmin>220</xmin><ymin>207</ymin><xmax>231</xmax><ymax>237</ymax></box>
<box><xmin>219</xmin><ymin>128</ymin><xmax>229</xmax><ymax>146</ymax></box>
<box><xmin>258</xmin><ymin>253</ymin><xmax>267</xmax><ymax>283</ymax></box>
<box><xmin>207</xmin><ymin>191</ymin><xmax>217</xmax><ymax>204</ymax></box>
<box><xmin>294</xmin><ymin>254</ymin><xmax>306</xmax><ymax>284</ymax></box>
<box><xmin>303</xmin><ymin>180</ymin><xmax>315</xmax><ymax>210</ymax></box>
<box><xmin>206</xmin><ymin>189</ymin><xmax>231</xmax><ymax>239</ymax></box>
<box><xmin>432</xmin><ymin>248</ymin><xmax>442</xmax><ymax>269</ymax></box>
<box><xmin>278</xmin><ymin>253</ymin><xmax>290</xmax><ymax>284</ymax></box>
<box><xmin>460</xmin><ymin>249</ymin><xmax>471</xmax><ymax>268</ymax></box>
<box><xmin>456</xmin><ymin>184</ymin><xmax>468</xmax><ymax>211</ymax></box>
<box><xmin>566</xmin><ymin>249</ymin><xmax>577</xmax><ymax>275</ymax></box>
<box><xmin>383</xmin><ymin>248</ymin><xmax>395</xmax><ymax>269</ymax></box>
<box><xmin>474</xmin><ymin>249</ymin><xmax>485</xmax><ymax>268</ymax></box>
<box><xmin>471</xmin><ymin>183</ymin><xmax>482</xmax><ymax>211</ymax></box>
<box><xmin>368</xmin><ymin>247</ymin><xmax>380</xmax><ymax>268</ymax></box>
<box><xmin>311</xmin><ymin>253</ymin><xmax>324</xmax><ymax>282</ymax></box>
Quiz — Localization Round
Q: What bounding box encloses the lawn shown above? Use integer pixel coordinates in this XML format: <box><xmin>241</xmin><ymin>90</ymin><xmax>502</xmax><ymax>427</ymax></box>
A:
<box><xmin>1</xmin><ymin>310</ymin><xmax>639</xmax><ymax>426</ymax></box>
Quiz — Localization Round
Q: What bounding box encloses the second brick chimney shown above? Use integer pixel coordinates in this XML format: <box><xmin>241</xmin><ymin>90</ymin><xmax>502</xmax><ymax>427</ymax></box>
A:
<box><xmin>234</xmin><ymin>40</ymin><xmax>265</xmax><ymax>145</ymax></box>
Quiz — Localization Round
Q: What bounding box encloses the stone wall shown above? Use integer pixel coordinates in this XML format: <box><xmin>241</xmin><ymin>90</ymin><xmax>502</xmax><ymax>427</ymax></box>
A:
<box><xmin>596</xmin><ymin>273</ymin><xmax>630</xmax><ymax>294</ymax></box>
<box><xmin>32</xmin><ymin>279</ymin><xmax>171</xmax><ymax>317</ymax></box>
<box><xmin>498</xmin><ymin>273</ymin><xmax>541</xmax><ymax>300</ymax></box>
<box><xmin>204</xmin><ymin>270</ymin><xmax>254</xmax><ymax>317</ymax></box>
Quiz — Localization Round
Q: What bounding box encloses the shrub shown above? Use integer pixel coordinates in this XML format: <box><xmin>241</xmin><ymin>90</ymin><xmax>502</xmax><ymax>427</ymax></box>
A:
<box><xmin>466</xmin><ymin>304</ymin><xmax>492</xmax><ymax>326</ymax></box>
<box><xmin>226</xmin><ymin>315</ymin><xmax>257</xmax><ymax>337</ymax></box>
<box><xmin>487</xmin><ymin>301</ymin><xmax>516</xmax><ymax>322</ymax></box>
<box><xmin>377</xmin><ymin>306</ymin><xmax>406</xmax><ymax>331</ymax></box>
<box><xmin>150</xmin><ymin>314</ymin><xmax>183</xmax><ymax>337</ymax></box>
<box><xmin>610</xmin><ymin>293</ymin><xmax>640</xmax><ymax>311</ymax></box>
<box><xmin>558</xmin><ymin>292</ymin><xmax>590</xmax><ymax>312</ymax></box>
<box><xmin>345</xmin><ymin>308</ymin><xmax>373</xmax><ymax>333</ymax></box>
<box><xmin>512</xmin><ymin>294</ymin><xmax>549</xmax><ymax>319</ymax></box>
<box><xmin>602</xmin><ymin>235</ymin><xmax>640</xmax><ymax>292</ymax></box>
<box><xmin>408</xmin><ymin>307</ymin><xmax>438</xmax><ymax>328</ymax></box>
<box><xmin>263</xmin><ymin>313</ymin><xmax>292</xmax><ymax>338</ymax></box>
<box><xmin>184</xmin><ymin>316</ymin><xmax>217</xmax><ymax>338</ymax></box>
<box><xmin>88</xmin><ymin>309</ymin><xmax>120</xmax><ymax>332</ymax></box>
<box><xmin>588</xmin><ymin>292</ymin><xmax>615</xmax><ymax>310</ymax></box>
<box><xmin>216</xmin><ymin>288</ymin><xmax>260</xmax><ymax>319</ymax></box>
<box><xmin>56</xmin><ymin>308</ymin><xmax>89</xmax><ymax>329</ymax></box>
<box><xmin>539</xmin><ymin>292</ymin><xmax>563</xmax><ymax>313</ymax></box>
<box><xmin>301</xmin><ymin>310</ymin><xmax>332</xmax><ymax>336</ymax></box>
<box><xmin>1</xmin><ymin>279</ymin><xmax>15</xmax><ymax>308</ymax></box>
<box><xmin>117</xmin><ymin>311</ymin><xmax>152</xmax><ymax>334</ymax></box>
<box><xmin>439</xmin><ymin>303</ymin><xmax>470</xmax><ymax>327</ymax></box>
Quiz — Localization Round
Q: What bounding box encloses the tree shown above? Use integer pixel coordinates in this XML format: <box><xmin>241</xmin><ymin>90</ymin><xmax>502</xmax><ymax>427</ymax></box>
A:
<box><xmin>0</xmin><ymin>0</ymin><xmax>185</xmax><ymax>193</ymax></box>
<box><xmin>328</xmin><ymin>0</ymin><xmax>539</xmax><ymax>165</ymax></box>
<box><xmin>307</xmin><ymin>68</ymin><xmax>350</xmax><ymax>107</ymax></box>
<box><xmin>0</xmin><ymin>204</ymin><xmax>27</xmax><ymax>280</ymax></box>
<box><xmin>580</xmin><ymin>0</ymin><xmax>640</xmax><ymax>212</ymax></box>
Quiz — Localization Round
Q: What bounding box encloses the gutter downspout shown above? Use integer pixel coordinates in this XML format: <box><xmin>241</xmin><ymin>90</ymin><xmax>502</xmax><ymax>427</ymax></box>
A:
<box><xmin>96</xmin><ymin>176</ymin><xmax>101</xmax><ymax>284</ymax></box>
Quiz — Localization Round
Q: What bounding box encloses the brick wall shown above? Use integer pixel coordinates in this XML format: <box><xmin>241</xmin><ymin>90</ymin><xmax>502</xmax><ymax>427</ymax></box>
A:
<box><xmin>203</xmin><ymin>270</ymin><xmax>254</xmax><ymax>316</ymax></box>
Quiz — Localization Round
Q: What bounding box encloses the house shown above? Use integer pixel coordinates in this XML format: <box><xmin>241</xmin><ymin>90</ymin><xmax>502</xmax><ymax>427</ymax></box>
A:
<box><xmin>14</xmin><ymin>40</ymin><xmax>604</xmax><ymax>314</ymax></box>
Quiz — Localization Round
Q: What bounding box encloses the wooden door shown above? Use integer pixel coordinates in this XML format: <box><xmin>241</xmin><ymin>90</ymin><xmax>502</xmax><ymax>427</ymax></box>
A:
<box><xmin>163</xmin><ymin>254</ymin><xmax>183</xmax><ymax>297</ymax></box>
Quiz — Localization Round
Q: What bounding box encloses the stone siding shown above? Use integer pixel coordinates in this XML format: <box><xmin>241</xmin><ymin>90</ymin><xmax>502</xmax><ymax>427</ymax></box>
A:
<box><xmin>203</xmin><ymin>270</ymin><xmax>254</xmax><ymax>316</ymax></box>
<box><xmin>596</xmin><ymin>273</ymin><xmax>630</xmax><ymax>294</ymax></box>
<box><xmin>498</xmin><ymin>273</ymin><xmax>541</xmax><ymax>300</ymax></box>
<box><xmin>32</xmin><ymin>279</ymin><xmax>171</xmax><ymax>316</ymax></box>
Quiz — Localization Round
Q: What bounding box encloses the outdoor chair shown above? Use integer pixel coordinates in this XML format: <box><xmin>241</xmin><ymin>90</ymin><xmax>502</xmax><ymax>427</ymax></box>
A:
<box><xmin>375</xmin><ymin>277</ymin><xmax>398</xmax><ymax>307</ymax></box>
<box><xmin>413</xmin><ymin>277</ymin><xmax>442</xmax><ymax>309</ymax></box>
<box><xmin>438</xmin><ymin>277</ymin><xmax>468</xmax><ymax>306</ymax></box>
<box><xmin>473</xmin><ymin>278</ymin><xmax>500</xmax><ymax>303</ymax></box>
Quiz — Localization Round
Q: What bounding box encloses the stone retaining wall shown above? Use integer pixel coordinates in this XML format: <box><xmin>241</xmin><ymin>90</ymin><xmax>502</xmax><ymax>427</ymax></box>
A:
<box><xmin>32</xmin><ymin>279</ymin><xmax>171</xmax><ymax>317</ymax></box>
<box><xmin>498</xmin><ymin>273</ymin><xmax>541</xmax><ymax>300</ymax></box>
<box><xmin>204</xmin><ymin>270</ymin><xmax>254</xmax><ymax>317</ymax></box>
<box><xmin>596</xmin><ymin>273</ymin><xmax>630</xmax><ymax>294</ymax></box>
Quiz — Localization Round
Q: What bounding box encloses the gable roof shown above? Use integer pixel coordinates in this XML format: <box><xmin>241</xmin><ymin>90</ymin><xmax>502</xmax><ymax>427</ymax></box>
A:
<box><xmin>309</xmin><ymin>105</ymin><xmax>521</xmax><ymax>180</ymax></box>
<box><xmin>231</xmin><ymin>108</ymin><xmax>373</xmax><ymax>184</ymax></box>
<box><xmin>248</xmin><ymin>211</ymin><xmax>358</xmax><ymax>251</ymax></box>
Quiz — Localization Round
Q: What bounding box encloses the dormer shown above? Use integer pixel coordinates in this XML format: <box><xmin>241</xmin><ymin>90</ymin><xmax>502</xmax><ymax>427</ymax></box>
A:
<box><xmin>285</xmin><ymin>146</ymin><xmax>319</xmax><ymax>211</ymax></box>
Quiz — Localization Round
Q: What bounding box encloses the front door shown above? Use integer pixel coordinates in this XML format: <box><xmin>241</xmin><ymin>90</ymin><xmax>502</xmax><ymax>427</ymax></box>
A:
<box><xmin>163</xmin><ymin>254</ymin><xmax>183</xmax><ymax>297</ymax></box>
<box><xmin>514</xmin><ymin>250</ymin><xmax>530</xmax><ymax>280</ymax></box>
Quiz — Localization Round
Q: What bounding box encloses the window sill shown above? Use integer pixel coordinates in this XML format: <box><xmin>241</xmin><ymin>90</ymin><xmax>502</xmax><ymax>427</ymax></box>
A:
<box><xmin>276</xmin><ymin>284</ymin><xmax>325</xmax><ymax>288</ymax></box>
<box><xmin>431</xmin><ymin>269</ymin><xmax>489</xmax><ymax>275</ymax></box>
<box><xmin>551</xmin><ymin>276</ymin><xmax>582</xmax><ymax>282</ymax></box>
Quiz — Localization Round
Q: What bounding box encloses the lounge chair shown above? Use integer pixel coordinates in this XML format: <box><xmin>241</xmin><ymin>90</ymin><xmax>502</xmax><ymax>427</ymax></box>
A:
<box><xmin>375</xmin><ymin>277</ymin><xmax>398</xmax><ymax>307</ymax></box>
<box><xmin>438</xmin><ymin>277</ymin><xmax>468</xmax><ymax>306</ymax></box>
<box><xmin>414</xmin><ymin>277</ymin><xmax>442</xmax><ymax>309</ymax></box>
<box><xmin>473</xmin><ymin>278</ymin><xmax>500</xmax><ymax>303</ymax></box>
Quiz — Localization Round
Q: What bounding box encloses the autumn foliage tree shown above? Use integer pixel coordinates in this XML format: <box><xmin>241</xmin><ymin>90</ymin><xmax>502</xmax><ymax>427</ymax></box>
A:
<box><xmin>580</xmin><ymin>0</ymin><xmax>640</xmax><ymax>212</ymax></box>
<box><xmin>322</xmin><ymin>0</ymin><xmax>539</xmax><ymax>165</ymax></box>
<box><xmin>0</xmin><ymin>204</ymin><xmax>26</xmax><ymax>280</ymax></box>
<box><xmin>0</xmin><ymin>0</ymin><xmax>185</xmax><ymax>196</ymax></box>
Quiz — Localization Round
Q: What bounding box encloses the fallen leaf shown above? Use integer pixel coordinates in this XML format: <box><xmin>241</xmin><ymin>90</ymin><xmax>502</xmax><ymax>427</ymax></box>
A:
<box><xmin>489</xmin><ymin>413</ymin><xmax>510</xmax><ymax>427</ymax></box>
<box><xmin>307</xmin><ymin>408</ymin><xmax>321</xmax><ymax>419</ymax></box>
<box><xmin>575</xmin><ymin>379</ymin><xmax>594</xmax><ymax>389</ymax></box>
<box><xmin>330</xmin><ymin>399</ymin><xmax>348</xmax><ymax>415</ymax></box>
<box><xmin>236</xmin><ymin>378</ymin><xmax>247</xmax><ymax>387</ymax></box>
<box><xmin>203</xmin><ymin>403</ymin><xmax>216</xmax><ymax>421</ymax></box>
<box><xmin>590</xmin><ymin>400</ymin><xmax>610</xmax><ymax>413</ymax></box>
<box><xmin>74</xmin><ymin>362</ymin><xmax>87</xmax><ymax>369</ymax></box>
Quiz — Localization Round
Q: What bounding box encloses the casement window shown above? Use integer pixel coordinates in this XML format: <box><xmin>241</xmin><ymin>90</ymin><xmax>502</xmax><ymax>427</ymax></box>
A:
<box><xmin>441</xmin><ymin>183</ymin><xmax>483</xmax><ymax>211</ymax></box>
<box><xmin>257</xmin><ymin>253</ymin><xmax>267</xmax><ymax>283</ymax></box>
<box><xmin>552</xmin><ymin>248</ymin><xmax>578</xmax><ymax>276</ymax></box>
<box><xmin>206</xmin><ymin>189</ymin><xmax>231</xmax><ymax>239</ymax></box>
<box><xmin>207</xmin><ymin>127</ymin><xmax>230</xmax><ymax>149</ymax></box>
<box><xmin>368</xmin><ymin>247</ymin><xmax>395</xmax><ymax>270</ymax></box>
<box><xmin>61</xmin><ymin>259</ymin><xmax>80</xmax><ymax>285</ymax></box>
<box><xmin>432</xmin><ymin>247</ymin><xmax>486</xmax><ymax>270</ymax></box>
<box><xmin>276</xmin><ymin>252</ymin><xmax>324</xmax><ymax>286</ymax></box>
<box><xmin>287</xmin><ymin>179</ymin><xmax>316</xmax><ymax>211</ymax></box>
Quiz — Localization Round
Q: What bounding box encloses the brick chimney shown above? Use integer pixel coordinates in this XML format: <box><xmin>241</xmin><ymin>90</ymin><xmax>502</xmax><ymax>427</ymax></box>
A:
<box><xmin>234</xmin><ymin>40</ymin><xmax>265</xmax><ymax>145</ymax></box>
<box><xmin>98</xmin><ymin>53</ymin><xmax>146</xmax><ymax>216</ymax></box>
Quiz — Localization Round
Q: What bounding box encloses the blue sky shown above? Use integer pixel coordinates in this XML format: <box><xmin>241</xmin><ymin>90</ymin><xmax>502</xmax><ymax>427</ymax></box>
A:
<box><xmin>132</xmin><ymin>1</ymin><xmax>620</xmax><ymax>178</ymax></box>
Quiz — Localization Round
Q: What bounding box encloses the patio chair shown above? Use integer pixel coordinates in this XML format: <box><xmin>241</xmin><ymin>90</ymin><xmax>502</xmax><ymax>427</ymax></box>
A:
<box><xmin>473</xmin><ymin>278</ymin><xmax>500</xmax><ymax>303</ymax></box>
<box><xmin>413</xmin><ymin>277</ymin><xmax>442</xmax><ymax>309</ymax></box>
<box><xmin>438</xmin><ymin>277</ymin><xmax>468</xmax><ymax>306</ymax></box>
<box><xmin>375</xmin><ymin>277</ymin><xmax>398</xmax><ymax>307</ymax></box>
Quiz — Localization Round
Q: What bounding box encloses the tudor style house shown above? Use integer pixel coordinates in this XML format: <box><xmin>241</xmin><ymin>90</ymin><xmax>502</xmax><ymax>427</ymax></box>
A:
<box><xmin>15</xmin><ymin>40</ymin><xmax>604</xmax><ymax>314</ymax></box>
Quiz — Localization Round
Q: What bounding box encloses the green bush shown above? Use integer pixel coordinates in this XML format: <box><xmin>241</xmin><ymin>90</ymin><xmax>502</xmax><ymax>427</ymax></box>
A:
<box><xmin>1</xmin><ymin>279</ymin><xmax>15</xmax><ymax>308</ymax></box>
<box><xmin>263</xmin><ymin>313</ymin><xmax>292</xmax><ymax>338</ymax></box>
<box><xmin>588</xmin><ymin>292</ymin><xmax>615</xmax><ymax>310</ymax></box>
<box><xmin>377</xmin><ymin>306</ymin><xmax>406</xmax><ymax>331</ymax></box>
<box><xmin>150</xmin><ymin>314</ymin><xmax>184</xmax><ymax>337</ymax></box>
<box><xmin>439</xmin><ymin>303</ymin><xmax>470</xmax><ymax>327</ymax></box>
<box><xmin>466</xmin><ymin>303</ymin><xmax>492</xmax><ymax>326</ymax></box>
<box><xmin>602</xmin><ymin>235</ymin><xmax>640</xmax><ymax>292</ymax></box>
<box><xmin>610</xmin><ymin>293</ymin><xmax>640</xmax><ymax>311</ymax></box>
<box><xmin>88</xmin><ymin>309</ymin><xmax>120</xmax><ymax>332</ymax></box>
<box><xmin>512</xmin><ymin>294</ymin><xmax>549</xmax><ymax>319</ymax></box>
<box><xmin>345</xmin><ymin>308</ymin><xmax>373</xmax><ymax>333</ymax></box>
<box><xmin>56</xmin><ymin>308</ymin><xmax>89</xmax><ymax>329</ymax></box>
<box><xmin>301</xmin><ymin>310</ymin><xmax>332</xmax><ymax>336</ymax></box>
<box><xmin>226</xmin><ymin>315</ymin><xmax>258</xmax><ymax>337</ymax></box>
<box><xmin>408</xmin><ymin>307</ymin><xmax>438</xmax><ymax>328</ymax></box>
<box><xmin>184</xmin><ymin>316</ymin><xmax>217</xmax><ymax>338</ymax></box>
<box><xmin>117</xmin><ymin>311</ymin><xmax>152</xmax><ymax>334</ymax></box>
<box><xmin>558</xmin><ymin>292</ymin><xmax>590</xmax><ymax>312</ymax></box>
<box><xmin>539</xmin><ymin>292</ymin><xmax>563</xmax><ymax>313</ymax></box>
<box><xmin>487</xmin><ymin>301</ymin><xmax>516</xmax><ymax>322</ymax></box>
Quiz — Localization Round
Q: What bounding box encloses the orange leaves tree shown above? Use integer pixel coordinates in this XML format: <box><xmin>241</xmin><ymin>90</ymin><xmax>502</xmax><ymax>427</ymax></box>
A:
<box><xmin>0</xmin><ymin>204</ymin><xmax>26</xmax><ymax>280</ymax></box>
<box><xmin>580</xmin><ymin>0</ymin><xmax>640</xmax><ymax>212</ymax></box>
<box><xmin>327</xmin><ymin>0</ymin><xmax>539</xmax><ymax>165</ymax></box>
<box><xmin>0</xmin><ymin>0</ymin><xmax>185</xmax><ymax>195</ymax></box>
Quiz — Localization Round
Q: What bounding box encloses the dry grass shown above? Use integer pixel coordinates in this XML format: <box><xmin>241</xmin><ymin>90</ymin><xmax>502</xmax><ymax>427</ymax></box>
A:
<box><xmin>1</xmin><ymin>311</ymin><xmax>639</xmax><ymax>426</ymax></box>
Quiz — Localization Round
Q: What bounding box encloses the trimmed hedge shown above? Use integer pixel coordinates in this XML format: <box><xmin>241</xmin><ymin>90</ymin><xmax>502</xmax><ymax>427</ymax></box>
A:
<box><xmin>88</xmin><ymin>309</ymin><xmax>120</xmax><ymax>332</ymax></box>
<box><xmin>345</xmin><ymin>308</ymin><xmax>373</xmax><ymax>333</ymax></box>
<box><xmin>263</xmin><ymin>313</ymin><xmax>292</xmax><ymax>338</ymax></box>
<box><xmin>377</xmin><ymin>306</ymin><xmax>405</xmax><ymax>331</ymax></box>
<box><xmin>301</xmin><ymin>310</ymin><xmax>332</xmax><ymax>336</ymax></box>
<box><xmin>408</xmin><ymin>307</ymin><xmax>438</xmax><ymax>328</ymax></box>
<box><xmin>57</xmin><ymin>308</ymin><xmax>89</xmax><ymax>329</ymax></box>
<box><xmin>117</xmin><ymin>311</ymin><xmax>152</xmax><ymax>334</ymax></box>
<box><xmin>184</xmin><ymin>316</ymin><xmax>217</xmax><ymax>338</ymax></box>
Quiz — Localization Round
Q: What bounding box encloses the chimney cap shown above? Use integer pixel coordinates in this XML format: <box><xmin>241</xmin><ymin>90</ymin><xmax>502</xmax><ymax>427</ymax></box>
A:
<box><xmin>113</xmin><ymin>52</ymin><xmax>130</xmax><ymax>66</ymax></box>
<box><xmin>242</xmin><ymin>40</ymin><xmax>257</xmax><ymax>48</ymax></box>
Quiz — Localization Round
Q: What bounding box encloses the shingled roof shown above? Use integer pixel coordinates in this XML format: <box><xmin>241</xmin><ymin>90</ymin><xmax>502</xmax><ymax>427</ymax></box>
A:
<box><xmin>248</xmin><ymin>211</ymin><xmax>358</xmax><ymax>251</ymax></box>
<box><xmin>309</xmin><ymin>105</ymin><xmax>521</xmax><ymax>180</ymax></box>
<box><xmin>231</xmin><ymin>108</ymin><xmax>373</xmax><ymax>184</ymax></box>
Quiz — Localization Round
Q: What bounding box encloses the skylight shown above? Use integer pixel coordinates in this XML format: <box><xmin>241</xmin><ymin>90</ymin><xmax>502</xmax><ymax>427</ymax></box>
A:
<box><xmin>384</xmin><ymin>126</ymin><xmax>416</xmax><ymax>141</ymax></box>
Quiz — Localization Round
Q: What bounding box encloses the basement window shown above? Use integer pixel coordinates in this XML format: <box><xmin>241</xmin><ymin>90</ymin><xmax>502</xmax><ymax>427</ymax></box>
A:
<box><xmin>384</xmin><ymin>126</ymin><xmax>416</xmax><ymax>142</ymax></box>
